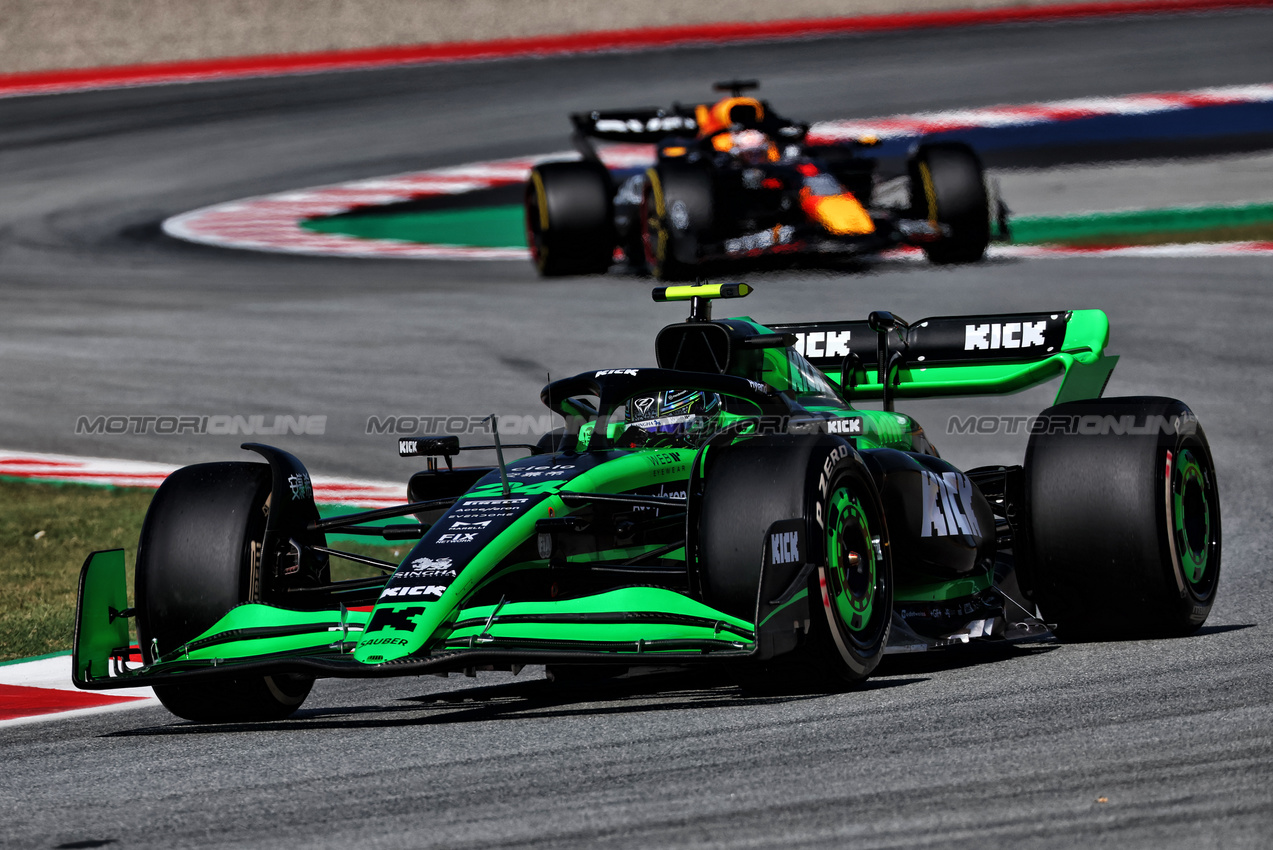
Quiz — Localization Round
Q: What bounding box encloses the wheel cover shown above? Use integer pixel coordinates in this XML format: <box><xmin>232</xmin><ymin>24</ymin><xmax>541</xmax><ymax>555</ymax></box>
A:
<box><xmin>1172</xmin><ymin>448</ymin><xmax>1213</xmax><ymax>587</ymax></box>
<box><xmin>641</xmin><ymin>170</ymin><xmax>669</xmax><ymax>273</ymax></box>
<box><xmin>525</xmin><ymin>172</ymin><xmax>549</xmax><ymax>269</ymax></box>
<box><xmin>825</xmin><ymin>486</ymin><xmax>878</xmax><ymax>637</ymax></box>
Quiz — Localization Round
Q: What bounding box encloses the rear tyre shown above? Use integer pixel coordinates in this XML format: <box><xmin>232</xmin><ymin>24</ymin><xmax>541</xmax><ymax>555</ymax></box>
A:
<box><xmin>908</xmin><ymin>142</ymin><xmax>990</xmax><ymax>264</ymax></box>
<box><xmin>641</xmin><ymin>162</ymin><xmax>714</xmax><ymax>281</ymax></box>
<box><xmin>136</xmin><ymin>462</ymin><xmax>314</xmax><ymax>722</ymax></box>
<box><xmin>525</xmin><ymin>161</ymin><xmax>615</xmax><ymax>276</ymax></box>
<box><xmin>1025</xmin><ymin>397</ymin><xmax>1221</xmax><ymax>640</ymax></box>
<box><xmin>698</xmin><ymin>436</ymin><xmax>892</xmax><ymax>685</ymax></box>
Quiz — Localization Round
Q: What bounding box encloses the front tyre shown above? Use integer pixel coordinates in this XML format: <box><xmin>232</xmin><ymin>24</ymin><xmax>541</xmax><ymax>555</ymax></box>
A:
<box><xmin>908</xmin><ymin>142</ymin><xmax>990</xmax><ymax>264</ymax></box>
<box><xmin>149</xmin><ymin>673</ymin><xmax>314</xmax><ymax>724</ymax></box>
<box><xmin>698</xmin><ymin>436</ymin><xmax>892</xmax><ymax>685</ymax></box>
<box><xmin>1025</xmin><ymin>397</ymin><xmax>1221</xmax><ymax>640</ymax></box>
<box><xmin>136</xmin><ymin>462</ymin><xmax>315</xmax><ymax>722</ymax></box>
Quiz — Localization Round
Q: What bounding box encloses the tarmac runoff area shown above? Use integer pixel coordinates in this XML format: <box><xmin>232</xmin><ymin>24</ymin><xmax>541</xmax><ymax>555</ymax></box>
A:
<box><xmin>995</xmin><ymin>149</ymin><xmax>1273</xmax><ymax>217</ymax></box>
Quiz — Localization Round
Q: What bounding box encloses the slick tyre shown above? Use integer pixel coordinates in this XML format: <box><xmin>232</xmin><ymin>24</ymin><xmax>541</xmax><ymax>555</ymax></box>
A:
<box><xmin>908</xmin><ymin>142</ymin><xmax>990</xmax><ymax>264</ymax></box>
<box><xmin>698</xmin><ymin>435</ymin><xmax>892</xmax><ymax>685</ymax></box>
<box><xmin>1025</xmin><ymin>397</ymin><xmax>1221</xmax><ymax>640</ymax></box>
<box><xmin>641</xmin><ymin>162</ymin><xmax>713</xmax><ymax>281</ymax></box>
<box><xmin>136</xmin><ymin>462</ymin><xmax>314</xmax><ymax>722</ymax></box>
<box><xmin>525</xmin><ymin>161</ymin><xmax>615</xmax><ymax>276</ymax></box>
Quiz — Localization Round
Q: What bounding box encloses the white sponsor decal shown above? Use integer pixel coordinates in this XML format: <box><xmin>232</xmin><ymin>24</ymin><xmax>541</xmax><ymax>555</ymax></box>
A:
<box><xmin>964</xmin><ymin>321</ymin><xmax>1047</xmax><ymax>351</ymax></box>
<box><xmin>508</xmin><ymin>464</ymin><xmax>576</xmax><ymax>479</ymax></box>
<box><xmin>595</xmin><ymin>369</ymin><xmax>639</xmax><ymax>378</ymax></box>
<box><xmin>827</xmin><ymin>418</ymin><xmax>862</xmax><ymax>435</ymax></box>
<box><xmin>402</xmin><ymin>567</ymin><xmax>456</xmax><ymax>579</ymax></box>
<box><xmin>409</xmin><ymin>556</ymin><xmax>452</xmax><ymax>570</ymax></box>
<box><xmin>402</xmin><ymin>556</ymin><xmax>456</xmax><ymax>578</ymax></box>
<box><xmin>771</xmin><ymin>531</ymin><xmax>801</xmax><ymax>565</ymax></box>
<box><xmin>380</xmin><ymin>585</ymin><xmax>446</xmax><ymax>598</ymax></box>
<box><xmin>460</xmin><ymin>497</ymin><xmax>528</xmax><ymax>507</ymax></box>
<box><xmin>794</xmin><ymin>329</ymin><xmax>853</xmax><ymax>359</ymax></box>
<box><xmin>437</xmin><ymin>533</ymin><xmax>479</xmax><ymax>544</ymax></box>
<box><xmin>920</xmin><ymin>470</ymin><xmax>982</xmax><ymax>538</ymax></box>
<box><xmin>594</xmin><ymin>116</ymin><xmax>696</xmax><ymax>134</ymax></box>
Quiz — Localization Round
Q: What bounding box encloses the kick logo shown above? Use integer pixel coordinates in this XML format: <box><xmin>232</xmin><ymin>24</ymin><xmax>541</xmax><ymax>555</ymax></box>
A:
<box><xmin>827</xmin><ymin>417</ymin><xmax>863</xmax><ymax>435</ymax></box>
<box><xmin>964</xmin><ymin>321</ymin><xmax>1047</xmax><ymax>351</ymax></box>
<box><xmin>793</xmin><ymin>329</ymin><xmax>852</xmax><ymax>359</ymax></box>
<box><xmin>770</xmin><ymin>530</ymin><xmax>801</xmax><ymax>565</ymax></box>
<box><xmin>920</xmin><ymin>470</ymin><xmax>982</xmax><ymax>538</ymax></box>
<box><xmin>379</xmin><ymin>584</ymin><xmax>447</xmax><ymax>599</ymax></box>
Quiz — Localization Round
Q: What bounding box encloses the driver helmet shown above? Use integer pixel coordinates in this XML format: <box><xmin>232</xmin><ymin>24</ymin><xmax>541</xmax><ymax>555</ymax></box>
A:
<box><xmin>623</xmin><ymin>390</ymin><xmax>722</xmax><ymax>447</ymax></box>
<box><xmin>730</xmin><ymin>128</ymin><xmax>773</xmax><ymax>163</ymax></box>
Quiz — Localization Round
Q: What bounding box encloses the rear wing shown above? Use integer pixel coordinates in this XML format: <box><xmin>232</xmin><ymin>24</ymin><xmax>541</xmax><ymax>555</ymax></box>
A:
<box><xmin>570</xmin><ymin>108</ymin><xmax>698</xmax><ymax>143</ymax></box>
<box><xmin>766</xmin><ymin>309</ymin><xmax>1118</xmax><ymax>405</ymax></box>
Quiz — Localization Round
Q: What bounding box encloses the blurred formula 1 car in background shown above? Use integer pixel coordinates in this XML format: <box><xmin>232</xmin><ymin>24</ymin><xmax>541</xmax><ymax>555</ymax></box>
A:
<box><xmin>526</xmin><ymin>81</ymin><xmax>1008</xmax><ymax>278</ymax></box>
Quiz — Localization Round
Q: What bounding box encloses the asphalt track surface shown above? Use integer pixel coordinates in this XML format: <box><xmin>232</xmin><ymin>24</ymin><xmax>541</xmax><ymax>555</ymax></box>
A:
<box><xmin>2</xmin><ymin>9</ymin><xmax>1272</xmax><ymax>849</ymax></box>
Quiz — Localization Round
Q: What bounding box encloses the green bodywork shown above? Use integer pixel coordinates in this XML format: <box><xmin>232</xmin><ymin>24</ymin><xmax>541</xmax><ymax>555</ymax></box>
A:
<box><xmin>73</xmin><ymin>298</ymin><xmax>1117</xmax><ymax>690</ymax></box>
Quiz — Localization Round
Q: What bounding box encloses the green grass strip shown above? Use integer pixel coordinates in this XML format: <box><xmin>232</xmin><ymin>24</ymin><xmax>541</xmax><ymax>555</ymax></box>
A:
<box><xmin>0</xmin><ymin>649</ymin><xmax>71</xmax><ymax>666</ymax></box>
<box><xmin>0</xmin><ymin>479</ymin><xmax>406</xmax><ymax>661</ymax></box>
<box><xmin>1012</xmin><ymin>201</ymin><xmax>1273</xmax><ymax>246</ymax></box>
<box><xmin>302</xmin><ymin>205</ymin><xmax>527</xmax><ymax>248</ymax></box>
<box><xmin>0</xmin><ymin>479</ymin><xmax>153</xmax><ymax>661</ymax></box>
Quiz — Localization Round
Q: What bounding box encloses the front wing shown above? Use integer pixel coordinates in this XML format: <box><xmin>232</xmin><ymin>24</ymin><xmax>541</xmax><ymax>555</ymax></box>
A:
<box><xmin>72</xmin><ymin>550</ymin><xmax>761</xmax><ymax>690</ymax></box>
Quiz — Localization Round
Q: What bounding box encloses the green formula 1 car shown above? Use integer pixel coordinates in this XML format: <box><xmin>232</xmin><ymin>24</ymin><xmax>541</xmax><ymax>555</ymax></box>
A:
<box><xmin>73</xmin><ymin>284</ymin><xmax>1221</xmax><ymax>723</ymax></box>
